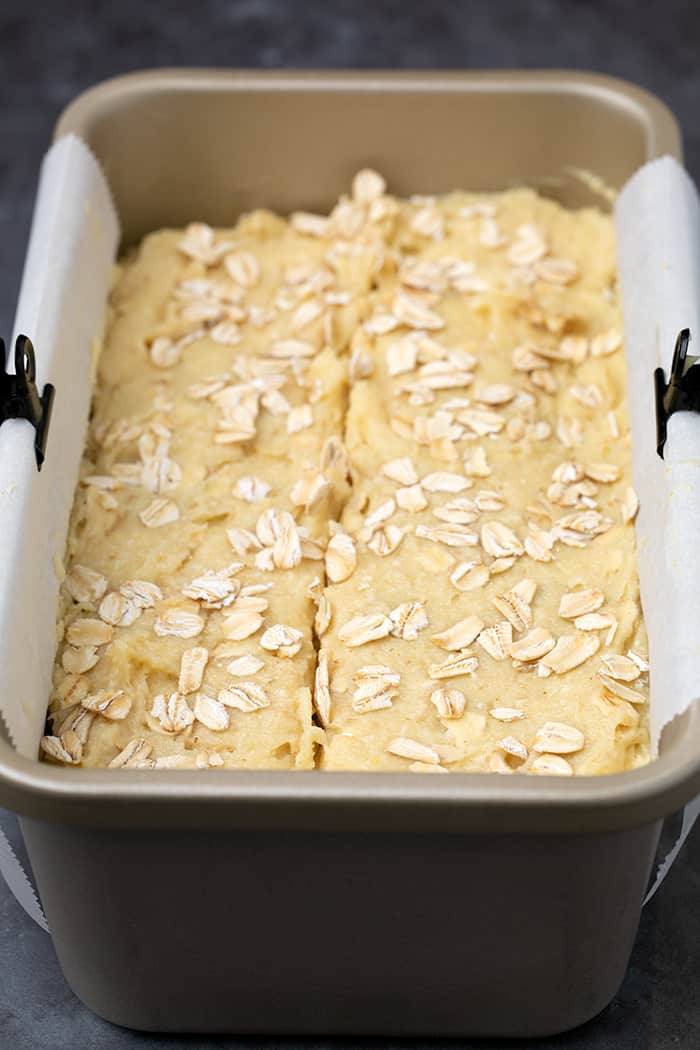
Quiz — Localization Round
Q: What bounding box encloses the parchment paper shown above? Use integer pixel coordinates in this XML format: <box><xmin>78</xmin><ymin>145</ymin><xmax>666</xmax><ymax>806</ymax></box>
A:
<box><xmin>0</xmin><ymin>143</ymin><xmax>695</xmax><ymax>928</ymax></box>
<box><xmin>0</xmin><ymin>134</ymin><xmax>119</xmax><ymax>756</ymax></box>
<box><xmin>616</xmin><ymin>155</ymin><xmax>700</xmax><ymax>751</ymax></box>
<box><xmin>615</xmin><ymin>155</ymin><xmax>700</xmax><ymax>900</ymax></box>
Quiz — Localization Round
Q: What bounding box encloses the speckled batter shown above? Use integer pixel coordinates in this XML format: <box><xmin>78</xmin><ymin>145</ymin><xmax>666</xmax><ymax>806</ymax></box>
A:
<box><xmin>42</xmin><ymin>171</ymin><xmax>649</xmax><ymax>774</ymax></box>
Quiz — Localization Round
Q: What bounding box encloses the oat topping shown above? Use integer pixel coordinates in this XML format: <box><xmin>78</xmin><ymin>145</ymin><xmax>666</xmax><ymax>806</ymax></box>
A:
<box><xmin>182</xmin><ymin>565</ymin><xmax>242</xmax><ymax>608</ymax></box>
<box><xmin>219</xmin><ymin>682</ymin><xmax>269</xmax><ymax>711</ymax></box>
<box><xmin>599</xmin><ymin>654</ymin><xmax>641</xmax><ymax>682</ymax></box>
<box><xmin>431</xmin><ymin>616</ymin><xmax>484</xmax><ymax>651</ymax></box>
<box><xmin>46</xmin><ymin>172</ymin><xmax>648</xmax><ymax>776</ymax></box>
<box><xmin>41</xmin><ymin>733</ymin><xmax>82</xmax><ymax>764</ymax></box>
<box><xmin>558</xmin><ymin>588</ymin><xmax>605</xmax><ymax>619</ymax></box>
<box><xmin>397</xmin><ymin>484</ymin><xmax>428</xmax><ymax>512</ymax></box>
<box><xmin>530</xmin><ymin>754</ymin><xmax>574</xmax><ymax>776</ymax></box>
<box><xmin>386</xmin><ymin>737</ymin><xmax>441</xmax><ymax>765</ymax></box>
<box><xmin>227</xmin><ymin>654</ymin><xmax>265</xmax><ymax>676</ymax></box>
<box><xmin>65</xmin><ymin>619</ymin><xmax>114</xmax><ymax>648</ymax></box>
<box><xmin>508</xmin><ymin>628</ymin><xmax>556</xmax><ymax>663</ymax></box>
<box><xmin>574</xmin><ymin>612</ymin><xmax>617</xmax><ymax>634</ymax></box>
<box><xmin>591</xmin><ymin>328</ymin><xmax>622</xmax><ymax>357</ymax></box>
<box><xmin>314</xmin><ymin>593</ymin><xmax>333</xmax><ymax>637</ymax></box>
<box><xmin>382</xmin><ymin>457</ymin><xmax>419</xmax><ymax>485</ymax></box>
<box><xmin>478</xmin><ymin>622</ymin><xmax>513</xmax><ymax>661</ymax></box>
<box><xmin>431</xmin><ymin>496</ymin><xmax>476</xmax><ymax>525</ymax></box>
<box><xmin>193</xmin><ymin>693</ymin><xmax>230</xmax><ymax>732</ymax></box>
<box><xmin>120</xmin><ymin>580</ymin><xmax>163</xmax><ymax>608</ymax></box>
<box><xmin>98</xmin><ymin>592</ymin><xmax>141</xmax><ymax>627</ymax></box>
<box><xmin>325</xmin><ymin>532</ymin><xmax>357</xmax><ymax>582</ymax></box>
<box><xmin>260</xmin><ymin>624</ymin><xmax>304</xmax><ymax>658</ymax></box>
<box><xmin>541</xmin><ymin>634</ymin><xmax>600</xmax><ymax>674</ymax></box>
<box><xmin>149</xmin><ymin>692</ymin><xmax>195</xmax><ymax>734</ymax></box>
<box><xmin>489</xmin><ymin>707</ymin><xmax>526</xmax><ymax>723</ymax></box>
<box><xmin>65</xmin><ymin>565</ymin><xmax>108</xmax><ymax>606</ymax></box>
<box><xmin>154</xmin><ymin>609</ymin><xmax>204</xmax><ymax>638</ymax></box>
<box><xmin>367</xmin><ymin>523</ymin><xmax>405</xmax><ymax>556</ymax></box>
<box><xmin>450</xmin><ymin>560</ymin><xmax>490</xmax><ymax>591</ymax></box>
<box><xmin>232</xmin><ymin>476</ymin><xmax>271</xmax><ymax>502</ymax></box>
<box><xmin>178</xmin><ymin>647</ymin><xmax>209</xmax><ymax>694</ymax></box>
<box><xmin>61</xmin><ymin>645</ymin><xmax>99</xmax><ymax>674</ymax></box>
<box><xmin>422</xmin><ymin>471</ymin><xmax>472</xmax><ymax>493</ymax></box>
<box><xmin>416</xmin><ymin>523</ymin><xmax>478</xmax><ymax>548</ymax></box>
<box><xmin>139</xmin><ymin>498</ymin><xmax>180</xmax><ymax>528</ymax></box>
<box><xmin>533</xmin><ymin>722</ymin><xmax>585</xmax><ymax>755</ymax></box>
<box><xmin>428</xmin><ymin>650</ymin><xmax>479</xmax><ymax>680</ymax></box>
<box><xmin>621</xmin><ymin>486</ymin><xmax>639</xmax><ymax>524</ymax></box>
<box><xmin>389</xmin><ymin>601</ymin><xmax>429</xmax><ymax>640</ymax></box>
<box><xmin>352</xmin><ymin>168</ymin><xmax>387</xmax><ymax>202</ymax></box>
<box><xmin>481</xmin><ymin>522</ymin><xmax>524</xmax><ymax>559</ymax></box>
<box><xmin>352</xmin><ymin>665</ymin><xmax>400</xmax><ymax>713</ymax></box>
<box><xmin>109</xmin><ymin>738</ymin><xmax>154</xmax><ymax>768</ymax></box>
<box><xmin>497</xmin><ymin>735</ymin><xmax>528</xmax><ymax>761</ymax></box>
<box><xmin>598</xmin><ymin>675</ymin><xmax>646</xmax><ymax>703</ymax></box>
<box><xmin>80</xmin><ymin>690</ymin><xmax>132</xmax><ymax>720</ymax></box>
<box><xmin>491</xmin><ymin>588</ymin><xmax>533</xmax><ymax>632</ymax></box>
<box><xmin>222</xmin><ymin>609</ymin><xmax>264</xmax><ymax>640</ymax></box>
<box><xmin>430</xmin><ymin>687</ymin><xmax>467</xmax><ymax>719</ymax></box>
<box><xmin>338</xmin><ymin>613</ymin><xmax>393</xmax><ymax>648</ymax></box>
<box><xmin>313</xmin><ymin>650</ymin><xmax>331</xmax><ymax>728</ymax></box>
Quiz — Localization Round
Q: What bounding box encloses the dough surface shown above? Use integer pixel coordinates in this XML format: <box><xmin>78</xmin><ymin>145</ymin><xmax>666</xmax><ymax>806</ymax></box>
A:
<box><xmin>42</xmin><ymin>172</ymin><xmax>649</xmax><ymax>775</ymax></box>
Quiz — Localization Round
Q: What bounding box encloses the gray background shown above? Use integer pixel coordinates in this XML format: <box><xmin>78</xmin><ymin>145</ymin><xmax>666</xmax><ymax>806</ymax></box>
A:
<box><xmin>0</xmin><ymin>0</ymin><xmax>698</xmax><ymax>1047</ymax></box>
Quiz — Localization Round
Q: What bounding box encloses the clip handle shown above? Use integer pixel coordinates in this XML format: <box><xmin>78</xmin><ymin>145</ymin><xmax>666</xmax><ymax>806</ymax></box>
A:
<box><xmin>0</xmin><ymin>335</ymin><xmax>55</xmax><ymax>470</ymax></box>
<box><xmin>655</xmin><ymin>328</ymin><xmax>700</xmax><ymax>458</ymax></box>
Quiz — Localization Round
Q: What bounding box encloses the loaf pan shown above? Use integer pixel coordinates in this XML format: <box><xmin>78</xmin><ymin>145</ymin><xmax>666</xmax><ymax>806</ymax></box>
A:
<box><xmin>0</xmin><ymin>70</ymin><xmax>697</xmax><ymax>1038</ymax></box>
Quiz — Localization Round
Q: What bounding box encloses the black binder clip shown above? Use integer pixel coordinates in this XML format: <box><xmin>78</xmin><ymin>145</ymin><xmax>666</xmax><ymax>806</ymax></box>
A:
<box><xmin>655</xmin><ymin>328</ymin><xmax>700</xmax><ymax>459</ymax></box>
<box><xmin>0</xmin><ymin>334</ymin><xmax>55</xmax><ymax>470</ymax></box>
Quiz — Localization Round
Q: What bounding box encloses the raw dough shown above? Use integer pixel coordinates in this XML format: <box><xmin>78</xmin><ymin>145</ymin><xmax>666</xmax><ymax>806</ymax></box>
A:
<box><xmin>42</xmin><ymin>174</ymin><xmax>649</xmax><ymax>775</ymax></box>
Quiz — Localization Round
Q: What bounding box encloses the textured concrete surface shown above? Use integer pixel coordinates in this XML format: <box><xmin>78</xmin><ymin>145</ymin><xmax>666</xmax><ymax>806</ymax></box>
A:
<box><xmin>0</xmin><ymin>0</ymin><xmax>698</xmax><ymax>1046</ymax></box>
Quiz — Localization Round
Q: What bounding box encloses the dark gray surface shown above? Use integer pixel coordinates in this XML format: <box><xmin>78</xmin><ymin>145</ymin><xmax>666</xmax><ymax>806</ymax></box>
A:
<box><xmin>0</xmin><ymin>0</ymin><xmax>698</xmax><ymax>1046</ymax></box>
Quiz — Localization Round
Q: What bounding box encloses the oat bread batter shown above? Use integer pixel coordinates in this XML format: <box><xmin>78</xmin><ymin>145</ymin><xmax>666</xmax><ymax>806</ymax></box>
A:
<box><xmin>42</xmin><ymin>170</ymin><xmax>649</xmax><ymax>774</ymax></box>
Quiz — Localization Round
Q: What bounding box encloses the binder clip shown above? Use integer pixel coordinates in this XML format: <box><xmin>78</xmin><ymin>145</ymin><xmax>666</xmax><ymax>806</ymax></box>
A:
<box><xmin>0</xmin><ymin>334</ymin><xmax>55</xmax><ymax>470</ymax></box>
<box><xmin>654</xmin><ymin>328</ymin><xmax>700</xmax><ymax>458</ymax></box>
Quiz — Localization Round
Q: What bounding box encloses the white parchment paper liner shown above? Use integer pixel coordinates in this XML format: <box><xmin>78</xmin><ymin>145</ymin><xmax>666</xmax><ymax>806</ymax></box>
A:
<box><xmin>0</xmin><ymin>144</ymin><xmax>696</xmax><ymax>926</ymax></box>
<box><xmin>0</xmin><ymin>136</ymin><xmax>119</xmax><ymax>930</ymax></box>
<box><xmin>616</xmin><ymin>155</ymin><xmax>700</xmax><ymax>898</ymax></box>
<box><xmin>616</xmin><ymin>155</ymin><xmax>700</xmax><ymax>752</ymax></box>
<box><xmin>0</xmin><ymin>135</ymin><xmax>119</xmax><ymax>756</ymax></box>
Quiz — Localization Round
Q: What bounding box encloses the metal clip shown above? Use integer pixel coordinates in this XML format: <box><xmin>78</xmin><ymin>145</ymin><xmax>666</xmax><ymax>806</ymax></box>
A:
<box><xmin>0</xmin><ymin>335</ymin><xmax>55</xmax><ymax>470</ymax></box>
<box><xmin>655</xmin><ymin>328</ymin><xmax>700</xmax><ymax>458</ymax></box>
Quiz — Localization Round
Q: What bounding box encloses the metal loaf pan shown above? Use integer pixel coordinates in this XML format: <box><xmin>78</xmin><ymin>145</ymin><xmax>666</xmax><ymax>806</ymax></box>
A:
<box><xmin>1</xmin><ymin>70</ymin><xmax>698</xmax><ymax>1037</ymax></box>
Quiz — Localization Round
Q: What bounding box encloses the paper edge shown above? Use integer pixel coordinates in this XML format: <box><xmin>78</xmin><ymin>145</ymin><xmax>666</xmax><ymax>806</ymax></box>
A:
<box><xmin>0</xmin><ymin>136</ymin><xmax>120</xmax><ymax>754</ymax></box>
<box><xmin>0</xmin><ymin>826</ymin><xmax>49</xmax><ymax>932</ymax></box>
